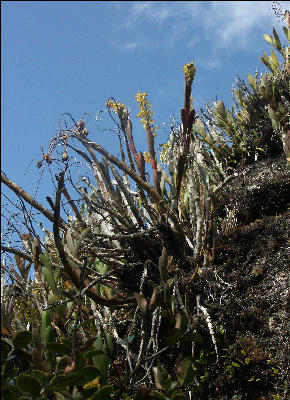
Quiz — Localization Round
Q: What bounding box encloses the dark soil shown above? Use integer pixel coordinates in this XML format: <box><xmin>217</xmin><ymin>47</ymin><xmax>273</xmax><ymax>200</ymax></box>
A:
<box><xmin>180</xmin><ymin>154</ymin><xmax>289</xmax><ymax>399</ymax></box>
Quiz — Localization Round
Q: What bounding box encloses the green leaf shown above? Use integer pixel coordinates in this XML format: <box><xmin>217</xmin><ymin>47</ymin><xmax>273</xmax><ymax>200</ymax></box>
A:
<box><xmin>1</xmin><ymin>338</ymin><xmax>10</xmax><ymax>362</ymax></box>
<box><xmin>259</xmin><ymin>56</ymin><xmax>271</xmax><ymax>71</ymax></box>
<box><xmin>42</xmin><ymin>266</ymin><xmax>59</xmax><ymax>296</ymax></box>
<box><xmin>60</xmin><ymin>338</ymin><xmax>72</xmax><ymax>349</ymax></box>
<box><xmin>214</xmin><ymin>100</ymin><xmax>227</xmax><ymax>119</ymax></box>
<box><xmin>16</xmin><ymin>374</ymin><xmax>41</xmax><ymax>397</ymax></box>
<box><xmin>50</xmin><ymin>373</ymin><xmax>84</xmax><ymax>391</ymax></box>
<box><xmin>13</xmin><ymin>331</ymin><xmax>32</xmax><ymax>349</ymax></box>
<box><xmin>270</xmin><ymin>50</ymin><xmax>279</xmax><ymax>67</ymax></box>
<box><xmin>55</xmin><ymin>393</ymin><xmax>67</xmax><ymax>400</ymax></box>
<box><xmin>1</xmin><ymin>386</ymin><xmax>18</xmax><ymax>400</ymax></box>
<box><xmin>267</xmin><ymin>105</ymin><xmax>277</xmax><ymax>121</ymax></box>
<box><xmin>1</xmin><ymin>383</ymin><xmax>21</xmax><ymax>400</ymax></box>
<box><xmin>177</xmin><ymin>357</ymin><xmax>195</xmax><ymax>386</ymax></box>
<box><xmin>193</xmin><ymin>118</ymin><xmax>206</xmax><ymax>136</ymax></box>
<box><xmin>45</xmin><ymin>326</ymin><xmax>55</xmax><ymax>346</ymax></box>
<box><xmin>103</xmin><ymin>286</ymin><xmax>114</xmax><ymax>300</ymax></box>
<box><xmin>159</xmin><ymin>247</ymin><xmax>168</xmax><ymax>282</ymax></box>
<box><xmin>272</xmin><ymin>28</ymin><xmax>282</xmax><ymax>50</ymax></box>
<box><xmin>31</xmin><ymin>370</ymin><xmax>47</xmax><ymax>382</ymax></box>
<box><xmin>248</xmin><ymin>74</ymin><xmax>257</xmax><ymax>90</ymax></box>
<box><xmin>104</xmin><ymin>333</ymin><xmax>113</xmax><ymax>355</ymax></box>
<box><xmin>78</xmin><ymin>366</ymin><xmax>101</xmax><ymax>383</ymax></box>
<box><xmin>263</xmin><ymin>33</ymin><xmax>273</xmax><ymax>45</ymax></box>
<box><xmin>241</xmin><ymin>349</ymin><xmax>246</xmax><ymax>356</ymax></box>
<box><xmin>84</xmin><ymin>349</ymin><xmax>106</xmax><ymax>359</ymax></box>
<box><xmin>74</xmin><ymin>350</ymin><xmax>85</xmax><ymax>370</ymax></box>
<box><xmin>93</xmin><ymin>259</ymin><xmax>109</xmax><ymax>274</ymax></box>
<box><xmin>166</xmin><ymin>278</ymin><xmax>174</xmax><ymax>288</ymax></box>
<box><xmin>268</xmin><ymin>105</ymin><xmax>280</xmax><ymax>131</ymax></box>
<box><xmin>92</xmin><ymin>338</ymin><xmax>110</xmax><ymax>377</ymax></box>
<box><xmin>39</xmin><ymin>250</ymin><xmax>52</xmax><ymax>269</ymax></box>
<box><xmin>93</xmin><ymin>353</ymin><xmax>110</xmax><ymax>378</ymax></box>
<box><xmin>65</xmin><ymin>229</ymin><xmax>78</xmax><ymax>257</ymax></box>
<box><xmin>150</xmin><ymin>391</ymin><xmax>169</xmax><ymax>400</ymax></box>
<box><xmin>93</xmin><ymin>336</ymin><xmax>103</xmax><ymax>351</ymax></box>
<box><xmin>2</xmin><ymin>358</ymin><xmax>19</xmax><ymax>382</ymax></box>
<box><xmin>245</xmin><ymin>358</ymin><xmax>250</xmax><ymax>365</ymax></box>
<box><xmin>282</xmin><ymin>26</ymin><xmax>289</xmax><ymax>41</ymax></box>
<box><xmin>88</xmin><ymin>384</ymin><xmax>114</xmax><ymax>400</ymax></box>
<box><xmin>153</xmin><ymin>366</ymin><xmax>172</xmax><ymax>392</ymax></box>
<box><xmin>232</xmin><ymin>362</ymin><xmax>240</xmax><ymax>368</ymax></box>
<box><xmin>67</xmin><ymin>259</ymin><xmax>79</xmax><ymax>270</ymax></box>
<box><xmin>226</xmin><ymin>365</ymin><xmax>233</xmax><ymax>374</ymax></box>
<box><xmin>171</xmin><ymin>393</ymin><xmax>187</xmax><ymax>400</ymax></box>
<box><xmin>45</xmin><ymin>343</ymin><xmax>71</xmax><ymax>355</ymax></box>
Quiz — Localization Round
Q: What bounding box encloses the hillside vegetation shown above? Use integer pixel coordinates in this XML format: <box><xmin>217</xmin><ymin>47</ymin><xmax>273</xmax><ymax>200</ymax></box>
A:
<box><xmin>1</xmin><ymin>10</ymin><xmax>289</xmax><ymax>400</ymax></box>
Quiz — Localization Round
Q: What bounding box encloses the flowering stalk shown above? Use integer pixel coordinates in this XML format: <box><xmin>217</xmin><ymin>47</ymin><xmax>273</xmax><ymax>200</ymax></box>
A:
<box><xmin>135</xmin><ymin>91</ymin><xmax>160</xmax><ymax>191</ymax></box>
<box><xmin>176</xmin><ymin>62</ymin><xmax>197</xmax><ymax>200</ymax></box>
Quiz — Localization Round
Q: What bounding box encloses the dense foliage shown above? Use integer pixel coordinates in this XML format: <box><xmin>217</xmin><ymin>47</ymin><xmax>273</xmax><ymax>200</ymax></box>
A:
<box><xmin>1</xmin><ymin>9</ymin><xmax>289</xmax><ymax>400</ymax></box>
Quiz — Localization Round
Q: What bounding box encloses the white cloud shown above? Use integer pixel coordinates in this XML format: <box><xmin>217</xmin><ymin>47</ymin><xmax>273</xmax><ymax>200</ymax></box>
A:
<box><xmin>118</xmin><ymin>1</ymin><xmax>290</xmax><ymax>50</ymax></box>
<box><xmin>202</xmin><ymin>2</ymin><xmax>278</xmax><ymax>48</ymax></box>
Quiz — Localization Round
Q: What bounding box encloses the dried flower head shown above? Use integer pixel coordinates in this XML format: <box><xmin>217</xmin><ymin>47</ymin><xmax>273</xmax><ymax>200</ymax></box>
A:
<box><xmin>36</xmin><ymin>160</ymin><xmax>43</xmax><ymax>169</ymax></box>
<box><xmin>43</xmin><ymin>153</ymin><xmax>52</xmax><ymax>164</ymax></box>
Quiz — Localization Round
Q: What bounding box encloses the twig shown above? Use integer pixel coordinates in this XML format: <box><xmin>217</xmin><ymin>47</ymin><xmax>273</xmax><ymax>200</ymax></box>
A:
<box><xmin>62</xmin><ymin>184</ymin><xmax>85</xmax><ymax>225</ymax></box>
<box><xmin>144</xmin><ymin>345</ymin><xmax>170</xmax><ymax>362</ymax></box>
<box><xmin>1</xmin><ymin>173</ymin><xmax>68</xmax><ymax>230</ymax></box>
<box><xmin>1</xmin><ymin>245</ymin><xmax>33</xmax><ymax>263</ymax></box>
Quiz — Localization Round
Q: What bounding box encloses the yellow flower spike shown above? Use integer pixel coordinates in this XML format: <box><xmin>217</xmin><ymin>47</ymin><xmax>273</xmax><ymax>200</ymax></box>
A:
<box><xmin>135</xmin><ymin>90</ymin><xmax>158</xmax><ymax>136</ymax></box>
<box><xmin>182</xmin><ymin>61</ymin><xmax>196</xmax><ymax>84</ymax></box>
<box><xmin>144</xmin><ymin>150</ymin><xmax>152</xmax><ymax>163</ymax></box>
<box><xmin>159</xmin><ymin>142</ymin><xmax>170</xmax><ymax>164</ymax></box>
<box><xmin>106</xmin><ymin>99</ymin><xmax>126</xmax><ymax>115</ymax></box>
<box><xmin>83</xmin><ymin>377</ymin><xmax>100</xmax><ymax>390</ymax></box>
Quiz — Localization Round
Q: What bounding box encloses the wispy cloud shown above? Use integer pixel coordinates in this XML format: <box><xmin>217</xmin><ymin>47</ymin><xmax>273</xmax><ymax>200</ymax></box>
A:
<box><xmin>200</xmin><ymin>1</ymin><xmax>279</xmax><ymax>49</ymax></box>
<box><xmin>199</xmin><ymin>57</ymin><xmax>221</xmax><ymax>69</ymax></box>
<box><xmin>114</xmin><ymin>1</ymin><xmax>290</xmax><ymax>51</ymax></box>
<box><xmin>119</xmin><ymin>40</ymin><xmax>141</xmax><ymax>50</ymax></box>
<box><xmin>124</xmin><ymin>1</ymin><xmax>176</xmax><ymax>27</ymax></box>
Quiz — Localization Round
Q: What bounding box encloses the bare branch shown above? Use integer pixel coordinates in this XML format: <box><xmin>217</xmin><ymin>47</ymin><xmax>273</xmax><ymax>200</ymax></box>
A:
<box><xmin>1</xmin><ymin>245</ymin><xmax>33</xmax><ymax>263</ymax></box>
<box><xmin>1</xmin><ymin>172</ymin><xmax>68</xmax><ymax>231</ymax></box>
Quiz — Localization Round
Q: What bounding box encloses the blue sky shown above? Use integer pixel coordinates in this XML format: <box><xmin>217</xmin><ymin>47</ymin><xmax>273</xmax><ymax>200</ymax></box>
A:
<box><xmin>2</xmin><ymin>1</ymin><xmax>289</xmax><ymax>210</ymax></box>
